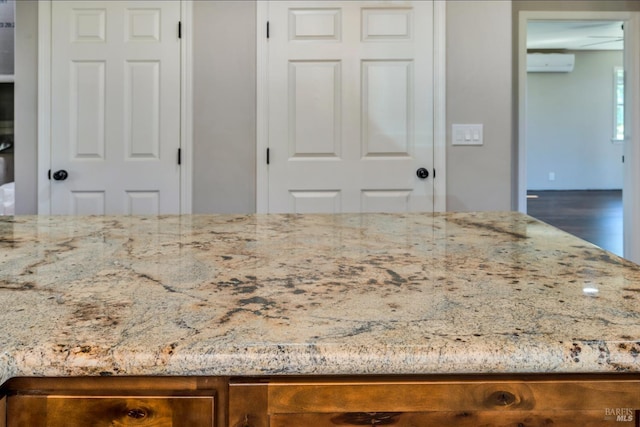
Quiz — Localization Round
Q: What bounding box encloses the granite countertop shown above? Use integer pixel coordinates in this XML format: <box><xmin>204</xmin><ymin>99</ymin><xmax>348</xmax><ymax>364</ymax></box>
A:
<box><xmin>0</xmin><ymin>212</ymin><xmax>639</xmax><ymax>384</ymax></box>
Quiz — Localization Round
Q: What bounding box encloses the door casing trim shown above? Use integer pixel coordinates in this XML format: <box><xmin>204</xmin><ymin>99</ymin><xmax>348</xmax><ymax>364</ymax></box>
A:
<box><xmin>37</xmin><ymin>0</ymin><xmax>51</xmax><ymax>214</ymax></box>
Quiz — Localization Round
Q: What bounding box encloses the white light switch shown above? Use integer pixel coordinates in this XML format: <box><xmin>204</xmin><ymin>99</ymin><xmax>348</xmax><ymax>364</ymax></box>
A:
<box><xmin>452</xmin><ymin>124</ymin><xmax>483</xmax><ymax>146</ymax></box>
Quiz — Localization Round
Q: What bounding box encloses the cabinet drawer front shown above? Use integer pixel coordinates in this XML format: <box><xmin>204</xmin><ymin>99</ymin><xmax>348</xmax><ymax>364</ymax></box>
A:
<box><xmin>270</xmin><ymin>410</ymin><xmax>639</xmax><ymax>427</ymax></box>
<box><xmin>268</xmin><ymin>380</ymin><xmax>640</xmax><ymax>413</ymax></box>
<box><xmin>8</xmin><ymin>395</ymin><xmax>215</xmax><ymax>427</ymax></box>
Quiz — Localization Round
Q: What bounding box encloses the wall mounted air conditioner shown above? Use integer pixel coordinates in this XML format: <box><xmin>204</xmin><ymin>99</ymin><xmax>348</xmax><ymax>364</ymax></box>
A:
<box><xmin>527</xmin><ymin>53</ymin><xmax>575</xmax><ymax>73</ymax></box>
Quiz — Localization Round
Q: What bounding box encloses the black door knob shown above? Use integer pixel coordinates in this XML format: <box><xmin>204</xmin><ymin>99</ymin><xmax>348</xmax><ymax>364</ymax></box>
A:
<box><xmin>416</xmin><ymin>168</ymin><xmax>429</xmax><ymax>179</ymax></box>
<box><xmin>52</xmin><ymin>170</ymin><xmax>68</xmax><ymax>181</ymax></box>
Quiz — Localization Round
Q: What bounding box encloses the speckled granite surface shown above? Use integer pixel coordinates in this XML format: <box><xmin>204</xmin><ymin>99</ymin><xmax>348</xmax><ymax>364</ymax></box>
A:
<box><xmin>1</xmin><ymin>212</ymin><xmax>639</xmax><ymax>384</ymax></box>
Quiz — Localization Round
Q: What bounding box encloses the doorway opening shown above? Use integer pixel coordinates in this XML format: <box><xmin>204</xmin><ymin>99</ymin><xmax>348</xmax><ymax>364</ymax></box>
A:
<box><xmin>525</xmin><ymin>20</ymin><xmax>624</xmax><ymax>256</ymax></box>
<box><xmin>517</xmin><ymin>11</ymin><xmax>640</xmax><ymax>261</ymax></box>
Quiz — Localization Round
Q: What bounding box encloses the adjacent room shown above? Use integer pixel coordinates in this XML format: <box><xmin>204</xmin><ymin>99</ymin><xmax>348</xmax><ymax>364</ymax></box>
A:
<box><xmin>526</xmin><ymin>20</ymin><xmax>624</xmax><ymax>256</ymax></box>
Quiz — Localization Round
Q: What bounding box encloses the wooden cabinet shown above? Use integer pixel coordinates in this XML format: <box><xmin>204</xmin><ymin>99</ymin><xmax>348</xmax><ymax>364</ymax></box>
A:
<box><xmin>3</xmin><ymin>377</ymin><xmax>225</xmax><ymax>427</ymax></box>
<box><xmin>3</xmin><ymin>375</ymin><xmax>640</xmax><ymax>426</ymax></box>
<box><xmin>229</xmin><ymin>375</ymin><xmax>640</xmax><ymax>427</ymax></box>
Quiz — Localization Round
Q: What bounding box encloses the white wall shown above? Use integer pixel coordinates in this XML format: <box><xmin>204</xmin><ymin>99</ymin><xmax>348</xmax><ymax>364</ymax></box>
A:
<box><xmin>14</xmin><ymin>0</ymin><xmax>37</xmax><ymax>214</ymax></box>
<box><xmin>446</xmin><ymin>1</ymin><xmax>513</xmax><ymax>211</ymax></box>
<box><xmin>193</xmin><ymin>1</ymin><xmax>256</xmax><ymax>214</ymax></box>
<box><xmin>527</xmin><ymin>51</ymin><xmax>623</xmax><ymax>190</ymax></box>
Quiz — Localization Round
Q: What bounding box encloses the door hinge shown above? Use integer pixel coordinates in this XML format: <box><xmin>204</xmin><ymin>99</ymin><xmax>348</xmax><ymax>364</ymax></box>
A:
<box><xmin>178</xmin><ymin>148</ymin><xmax>182</xmax><ymax>165</ymax></box>
<box><xmin>266</xmin><ymin>148</ymin><xmax>270</xmax><ymax>165</ymax></box>
<box><xmin>47</xmin><ymin>169</ymin><xmax>51</xmax><ymax>180</ymax></box>
<box><xmin>266</xmin><ymin>21</ymin><xmax>270</xmax><ymax>39</ymax></box>
<box><xmin>433</xmin><ymin>168</ymin><xmax>436</xmax><ymax>179</ymax></box>
<box><xmin>178</xmin><ymin>21</ymin><xmax>182</xmax><ymax>39</ymax></box>
<box><xmin>623</xmin><ymin>155</ymin><xmax>625</xmax><ymax>163</ymax></box>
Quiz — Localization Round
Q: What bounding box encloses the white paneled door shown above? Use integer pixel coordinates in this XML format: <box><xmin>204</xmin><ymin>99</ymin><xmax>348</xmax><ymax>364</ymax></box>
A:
<box><xmin>266</xmin><ymin>1</ymin><xmax>434</xmax><ymax>213</ymax></box>
<box><xmin>49</xmin><ymin>1</ymin><xmax>181</xmax><ymax>215</ymax></box>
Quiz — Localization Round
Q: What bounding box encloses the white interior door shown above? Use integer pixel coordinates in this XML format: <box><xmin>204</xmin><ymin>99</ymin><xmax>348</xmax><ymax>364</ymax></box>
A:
<box><xmin>50</xmin><ymin>1</ymin><xmax>181</xmax><ymax>215</ymax></box>
<box><xmin>267</xmin><ymin>1</ymin><xmax>434</xmax><ymax>213</ymax></box>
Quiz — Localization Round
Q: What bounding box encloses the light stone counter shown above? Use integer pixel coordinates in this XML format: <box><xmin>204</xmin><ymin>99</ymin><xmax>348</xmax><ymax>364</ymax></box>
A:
<box><xmin>0</xmin><ymin>212</ymin><xmax>639</xmax><ymax>384</ymax></box>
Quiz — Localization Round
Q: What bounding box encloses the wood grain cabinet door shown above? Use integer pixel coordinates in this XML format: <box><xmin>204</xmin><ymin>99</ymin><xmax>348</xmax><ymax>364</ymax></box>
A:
<box><xmin>7</xmin><ymin>395</ymin><xmax>215</xmax><ymax>427</ymax></box>
<box><xmin>230</xmin><ymin>377</ymin><xmax>640</xmax><ymax>427</ymax></box>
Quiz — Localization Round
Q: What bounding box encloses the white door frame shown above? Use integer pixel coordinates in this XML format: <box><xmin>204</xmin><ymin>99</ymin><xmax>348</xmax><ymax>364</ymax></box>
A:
<box><xmin>517</xmin><ymin>10</ymin><xmax>640</xmax><ymax>262</ymax></box>
<box><xmin>256</xmin><ymin>1</ymin><xmax>447</xmax><ymax>213</ymax></box>
<box><xmin>37</xmin><ymin>0</ymin><xmax>193</xmax><ymax>214</ymax></box>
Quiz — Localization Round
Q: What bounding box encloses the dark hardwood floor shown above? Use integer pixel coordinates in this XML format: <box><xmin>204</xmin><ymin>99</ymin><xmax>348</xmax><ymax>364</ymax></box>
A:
<box><xmin>526</xmin><ymin>190</ymin><xmax>623</xmax><ymax>257</ymax></box>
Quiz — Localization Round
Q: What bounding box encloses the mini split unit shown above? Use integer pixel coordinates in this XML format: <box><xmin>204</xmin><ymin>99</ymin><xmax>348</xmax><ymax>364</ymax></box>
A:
<box><xmin>527</xmin><ymin>53</ymin><xmax>575</xmax><ymax>73</ymax></box>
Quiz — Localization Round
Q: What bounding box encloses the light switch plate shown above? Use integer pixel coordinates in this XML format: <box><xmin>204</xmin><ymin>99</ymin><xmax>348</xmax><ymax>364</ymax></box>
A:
<box><xmin>452</xmin><ymin>124</ymin><xmax>483</xmax><ymax>146</ymax></box>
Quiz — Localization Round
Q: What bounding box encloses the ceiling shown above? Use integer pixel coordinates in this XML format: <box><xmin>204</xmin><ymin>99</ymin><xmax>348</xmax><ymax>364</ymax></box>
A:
<box><xmin>527</xmin><ymin>21</ymin><xmax>624</xmax><ymax>51</ymax></box>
